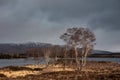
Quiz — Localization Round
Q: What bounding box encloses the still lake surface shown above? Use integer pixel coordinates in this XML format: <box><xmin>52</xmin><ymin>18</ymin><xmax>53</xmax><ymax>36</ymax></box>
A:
<box><xmin>0</xmin><ymin>58</ymin><xmax>120</xmax><ymax>68</ymax></box>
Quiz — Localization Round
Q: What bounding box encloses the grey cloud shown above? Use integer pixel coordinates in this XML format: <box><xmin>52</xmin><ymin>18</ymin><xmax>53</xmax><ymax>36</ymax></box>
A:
<box><xmin>0</xmin><ymin>0</ymin><xmax>10</xmax><ymax>6</ymax></box>
<box><xmin>1</xmin><ymin>0</ymin><xmax>119</xmax><ymax>30</ymax></box>
<box><xmin>94</xmin><ymin>29</ymin><xmax>120</xmax><ymax>52</ymax></box>
<box><xmin>88</xmin><ymin>11</ymin><xmax>120</xmax><ymax>30</ymax></box>
<box><xmin>38</xmin><ymin>0</ymin><xmax>120</xmax><ymax>30</ymax></box>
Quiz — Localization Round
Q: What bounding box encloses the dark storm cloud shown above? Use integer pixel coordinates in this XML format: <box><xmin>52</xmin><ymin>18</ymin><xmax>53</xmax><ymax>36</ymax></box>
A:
<box><xmin>0</xmin><ymin>0</ymin><xmax>120</xmax><ymax>29</ymax></box>
<box><xmin>0</xmin><ymin>0</ymin><xmax>120</xmax><ymax>51</ymax></box>
<box><xmin>0</xmin><ymin>0</ymin><xmax>9</xmax><ymax>6</ymax></box>
<box><xmin>89</xmin><ymin>11</ymin><xmax>120</xmax><ymax>30</ymax></box>
<box><xmin>38</xmin><ymin>0</ymin><xmax>120</xmax><ymax>30</ymax></box>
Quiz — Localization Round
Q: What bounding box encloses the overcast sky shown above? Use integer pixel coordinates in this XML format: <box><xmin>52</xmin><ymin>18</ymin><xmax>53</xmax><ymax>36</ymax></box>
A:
<box><xmin>0</xmin><ymin>0</ymin><xmax>120</xmax><ymax>52</ymax></box>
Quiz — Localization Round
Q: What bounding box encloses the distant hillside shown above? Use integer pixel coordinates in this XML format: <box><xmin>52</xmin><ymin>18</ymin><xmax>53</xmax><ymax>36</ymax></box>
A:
<box><xmin>0</xmin><ymin>42</ymin><xmax>52</xmax><ymax>53</ymax></box>
<box><xmin>0</xmin><ymin>42</ymin><xmax>115</xmax><ymax>54</ymax></box>
<box><xmin>0</xmin><ymin>43</ymin><xmax>119</xmax><ymax>58</ymax></box>
<box><xmin>92</xmin><ymin>50</ymin><xmax>113</xmax><ymax>54</ymax></box>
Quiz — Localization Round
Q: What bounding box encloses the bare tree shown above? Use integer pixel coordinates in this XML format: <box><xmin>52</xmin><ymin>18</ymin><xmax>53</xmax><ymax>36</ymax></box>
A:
<box><xmin>60</xmin><ymin>27</ymin><xmax>96</xmax><ymax>71</ymax></box>
<box><xmin>26</xmin><ymin>48</ymin><xmax>43</xmax><ymax>65</ymax></box>
<box><xmin>52</xmin><ymin>45</ymin><xmax>60</xmax><ymax>62</ymax></box>
<box><xmin>43</xmin><ymin>47</ymin><xmax>51</xmax><ymax>68</ymax></box>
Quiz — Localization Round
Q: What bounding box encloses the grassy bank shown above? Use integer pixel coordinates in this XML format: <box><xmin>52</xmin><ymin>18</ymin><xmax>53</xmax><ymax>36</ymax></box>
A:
<box><xmin>0</xmin><ymin>61</ymin><xmax>120</xmax><ymax>80</ymax></box>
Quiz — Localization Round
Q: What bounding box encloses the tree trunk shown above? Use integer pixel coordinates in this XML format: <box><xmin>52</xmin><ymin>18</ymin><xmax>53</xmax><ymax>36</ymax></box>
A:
<box><xmin>74</xmin><ymin>44</ymin><xmax>80</xmax><ymax>71</ymax></box>
<box><xmin>81</xmin><ymin>48</ymin><xmax>85</xmax><ymax>66</ymax></box>
<box><xmin>82</xmin><ymin>48</ymin><xmax>89</xmax><ymax>66</ymax></box>
<box><xmin>44</xmin><ymin>50</ymin><xmax>50</xmax><ymax>68</ymax></box>
<box><xmin>63</xmin><ymin>45</ymin><xmax>67</xmax><ymax>70</ymax></box>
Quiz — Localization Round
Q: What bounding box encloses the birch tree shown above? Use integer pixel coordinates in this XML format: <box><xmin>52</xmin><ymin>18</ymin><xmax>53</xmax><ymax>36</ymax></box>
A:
<box><xmin>60</xmin><ymin>27</ymin><xmax>96</xmax><ymax>71</ymax></box>
<box><xmin>43</xmin><ymin>47</ymin><xmax>51</xmax><ymax>67</ymax></box>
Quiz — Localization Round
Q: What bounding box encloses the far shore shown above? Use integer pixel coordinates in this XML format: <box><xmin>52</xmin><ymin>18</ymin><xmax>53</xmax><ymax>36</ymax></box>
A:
<box><xmin>0</xmin><ymin>53</ymin><xmax>120</xmax><ymax>59</ymax></box>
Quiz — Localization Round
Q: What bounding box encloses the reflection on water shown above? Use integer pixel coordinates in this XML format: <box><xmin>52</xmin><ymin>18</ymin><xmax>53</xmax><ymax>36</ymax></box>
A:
<box><xmin>0</xmin><ymin>58</ymin><xmax>119</xmax><ymax>68</ymax></box>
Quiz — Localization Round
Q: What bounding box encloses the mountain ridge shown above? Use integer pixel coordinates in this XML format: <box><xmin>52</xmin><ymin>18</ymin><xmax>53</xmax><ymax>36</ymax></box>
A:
<box><xmin>0</xmin><ymin>43</ymin><xmax>116</xmax><ymax>54</ymax></box>
<box><xmin>0</xmin><ymin>42</ymin><xmax>52</xmax><ymax>53</ymax></box>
